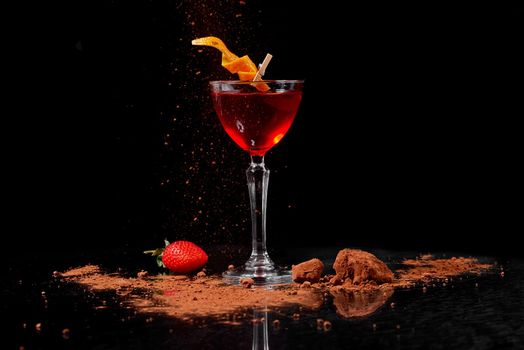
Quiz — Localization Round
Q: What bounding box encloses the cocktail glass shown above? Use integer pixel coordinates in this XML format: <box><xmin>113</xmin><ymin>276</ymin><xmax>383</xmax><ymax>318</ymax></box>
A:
<box><xmin>210</xmin><ymin>80</ymin><xmax>304</xmax><ymax>286</ymax></box>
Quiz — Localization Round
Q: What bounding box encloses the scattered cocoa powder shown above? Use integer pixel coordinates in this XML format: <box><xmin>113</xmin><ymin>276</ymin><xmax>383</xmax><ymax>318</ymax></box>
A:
<box><xmin>173</xmin><ymin>275</ymin><xmax>189</xmax><ymax>281</ymax></box>
<box><xmin>62</xmin><ymin>328</ymin><xmax>71</xmax><ymax>340</ymax></box>
<box><xmin>240</xmin><ymin>278</ymin><xmax>254</xmax><ymax>288</ymax></box>
<box><xmin>327</xmin><ymin>253</ymin><xmax>492</xmax><ymax>317</ymax></box>
<box><xmin>61</xmin><ymin>265</ymin><xmax>100</xmax><ymax>277</ymax></box>
<box><xmin>316</xmin><ymin>318</ymin><xmax>324</xmax><ymax>329</ymax></box>
<box><xmin>292</xmin><ymin>258</ymin><xmax>324</xmax><ymax>283</ymax></box>
<box><xmin>137</xmin><ymin>270</ymin><xmax>149</xmax><ymax>279</ymax></box>
<box><xmin>61</xmin><ymin>267</ymin><xmax>323</xmax><ymax>318</ymax></box>
<box><xmin>59</xmin><ymin>251</ymin><xmax>492</xmax><ymax>321</ymax></box>
<box><xmin>394</xmin><ymin>256</ymin><xmax>492</xmax><ymax>287</ymax></box>
<box><xmin>272</xmin><ymin>319</ymin><xmax>280</xmax><ymax>329</ymax></box>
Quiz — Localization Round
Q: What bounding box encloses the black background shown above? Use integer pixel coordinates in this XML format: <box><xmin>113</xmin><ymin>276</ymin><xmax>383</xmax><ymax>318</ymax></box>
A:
<box><xmin>8</xmin><ymin>2</ymin><xmax>523</xmax><ymax>261</ymax></box>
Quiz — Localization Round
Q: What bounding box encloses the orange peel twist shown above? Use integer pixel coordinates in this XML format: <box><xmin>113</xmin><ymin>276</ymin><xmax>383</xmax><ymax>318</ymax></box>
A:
<box><xmin>192</xmin><ymin>36</ymin><xmax>269</xmax><ymax>91</ymax></box>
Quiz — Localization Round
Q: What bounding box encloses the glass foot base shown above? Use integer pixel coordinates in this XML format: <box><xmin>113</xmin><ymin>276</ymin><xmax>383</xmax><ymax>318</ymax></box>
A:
<box><xmin>222</xmin><ymin>266</ymin><xmax>292</xmax><ymax>286</ymax></box>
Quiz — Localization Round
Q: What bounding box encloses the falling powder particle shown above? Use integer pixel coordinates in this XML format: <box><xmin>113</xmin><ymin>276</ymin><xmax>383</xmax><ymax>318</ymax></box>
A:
<box><xmin>62</xmin><ymin>328</ymin><xmax>71</xmax><ymax>340</ymax></box>
<box><xmin>316</xmin><ymin>318</ymin><xmax>324</xmax><ymax>329</ymax></box>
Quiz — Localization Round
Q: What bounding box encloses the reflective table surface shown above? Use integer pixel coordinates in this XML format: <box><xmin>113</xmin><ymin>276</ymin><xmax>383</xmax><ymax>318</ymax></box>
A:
<box><xmin>4</xmin><ymin>247</ymin><xmax>523</xmax><ymax>349</ymax></box>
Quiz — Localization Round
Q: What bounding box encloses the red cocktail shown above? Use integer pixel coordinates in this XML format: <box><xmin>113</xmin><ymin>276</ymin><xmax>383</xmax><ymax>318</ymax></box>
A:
<box><xmin>211</xmin><ymin>90</ymin><xmax>302</xmax><ymax>156</ymax></box>
<box><xmin>210</xmin><ymin>80</ymin><xmax>304</xmax><ymax>285</ymax></box>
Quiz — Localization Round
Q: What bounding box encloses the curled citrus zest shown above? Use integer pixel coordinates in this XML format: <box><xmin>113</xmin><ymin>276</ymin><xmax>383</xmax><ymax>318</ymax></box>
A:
<box><xmin>191</xmin><ymin>37</ymin><xmax>239</xmax><ymax>66</ymax></box>
<box><xmin>222</xmin><ymin>55</ymin><xmax>258</xmax><ymax>75</ymax></box>
<box><xmin>237</xmin><ymin>71</ymin><xmax>256</xmax><ymax>81</ymax></box>
<box><xmin>192</xmin><ymin>36</ymin><xmax>270</xmax><ymax>91</ymax></box>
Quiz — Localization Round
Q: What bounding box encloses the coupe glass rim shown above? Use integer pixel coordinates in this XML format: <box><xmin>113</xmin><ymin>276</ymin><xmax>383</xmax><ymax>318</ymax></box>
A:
<box><xmin>209</xmin><ymin>79</ymin><xmax>304</xmax><ymax>85</ymax></box>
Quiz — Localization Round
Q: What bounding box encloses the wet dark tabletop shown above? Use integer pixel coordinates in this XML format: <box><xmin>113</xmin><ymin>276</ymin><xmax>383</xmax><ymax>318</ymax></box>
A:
<box><xmin>4</xmin><ymin>247</ymin><xmax>524</xmax><ymax>349</ymax></box>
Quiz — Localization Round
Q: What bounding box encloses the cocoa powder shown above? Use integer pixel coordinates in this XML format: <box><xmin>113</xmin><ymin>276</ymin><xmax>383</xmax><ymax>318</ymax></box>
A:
<box><xmin>59</xmin><ymin>252</ymin><xmax>492</xmax><ymax>320</ymax></box>
<box><xmin>61</xmin><ymin>267</ymin><xmax>323</xmax><ymax>318</ymax></box>
<box><xmin>394</xmin><ymin>256</ymin><xmax>492</xmax><ymax>286</ymax></box>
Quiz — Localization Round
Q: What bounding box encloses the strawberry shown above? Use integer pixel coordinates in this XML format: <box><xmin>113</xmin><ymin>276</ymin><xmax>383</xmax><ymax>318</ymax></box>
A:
<box><xmin>144</xmin><ymin>240</ymin><xmax>208</xmax><ymax>274</ymax></box>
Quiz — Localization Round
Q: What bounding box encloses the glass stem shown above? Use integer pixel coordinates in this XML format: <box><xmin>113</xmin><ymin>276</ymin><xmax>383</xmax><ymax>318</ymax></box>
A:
<box><xmin>252</xmin><ymin>308</ymin><xmax>269</xmax><ymax>350</ymax></box>
<box><xmin>246</xmin><ymin>155</ymin><xmax>274</xmax><ymax>272</ymax></box>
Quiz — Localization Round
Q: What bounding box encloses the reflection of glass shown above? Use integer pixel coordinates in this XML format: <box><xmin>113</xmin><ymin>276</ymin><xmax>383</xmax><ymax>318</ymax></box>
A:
<box><xmin>210</xmin><ymin>80</ymin><xmax>304</xmax><ymax>285</ymax></box>
<box><xmin>252</xmin><ymin>308</ymin><xmax>269</xmax><ymax>350</ymax></box>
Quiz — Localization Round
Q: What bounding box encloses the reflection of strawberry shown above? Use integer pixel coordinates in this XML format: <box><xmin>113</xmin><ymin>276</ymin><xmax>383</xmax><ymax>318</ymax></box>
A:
<box><xmin>144</xmin><ymin>240</ymin><xmax>208</xmax><ymax>274</ymax></box>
